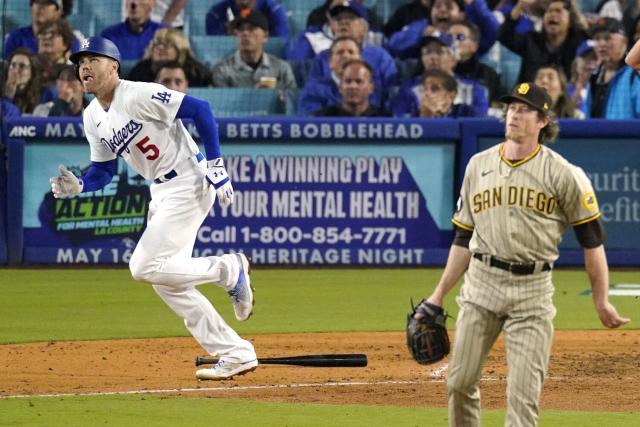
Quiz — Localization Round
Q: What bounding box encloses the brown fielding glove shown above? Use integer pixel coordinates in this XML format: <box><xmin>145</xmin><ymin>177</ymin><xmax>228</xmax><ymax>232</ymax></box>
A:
<box><xmin>406</xmin><ymin>299</ymin><xmax>450</xmax><ymax>364</ymax></box>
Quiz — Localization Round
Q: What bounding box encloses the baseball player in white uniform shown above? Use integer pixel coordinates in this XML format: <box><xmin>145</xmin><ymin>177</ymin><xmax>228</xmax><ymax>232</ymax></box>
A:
<box><xmin>416</xmin><ymin>82</ymin><xmax>630</xmax><ymax>426</ymax></box>
<box><xmin>49</xmin><ymin>36</ymin><xmax>258</xmax><ymax>381</ymax></box>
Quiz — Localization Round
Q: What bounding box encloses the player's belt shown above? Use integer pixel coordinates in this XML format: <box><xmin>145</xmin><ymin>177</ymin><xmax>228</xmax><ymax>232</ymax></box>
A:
<box><xmin>154</xmin><ymin>152</ymin><xmax>205</xmax><ymax>184</ymax></box>
<box><xmin>473</xmin><ymin>253</ymin><xmax>551</xmax><ymax>275</ymax></box>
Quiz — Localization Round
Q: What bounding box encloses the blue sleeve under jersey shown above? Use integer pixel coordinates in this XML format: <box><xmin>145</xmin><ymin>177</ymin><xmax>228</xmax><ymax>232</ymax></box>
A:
<box><xmin>176</xmin><ymin>95</ymin><xmax>221</xmax><ymax>160</ymax></box>
<box><xmin>80</xmin><ymin>159</ymin><xmax>117</xmax><ymax>192</ymax></box>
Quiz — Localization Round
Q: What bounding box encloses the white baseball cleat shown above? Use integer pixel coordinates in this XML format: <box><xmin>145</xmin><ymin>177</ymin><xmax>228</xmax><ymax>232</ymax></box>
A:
<box><xmin>227</xmin><ymin>253</ymin><xmax>254</xmax><ymax>321</ymax></box>
<box><xmin>196</xmin><ymin>359</ymin><xmax>258</xmax><ymax>381</ymax></box>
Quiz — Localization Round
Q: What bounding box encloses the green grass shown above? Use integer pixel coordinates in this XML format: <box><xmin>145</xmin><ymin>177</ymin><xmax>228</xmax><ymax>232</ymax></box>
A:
<box><xmin>1</xmin><ymin>268</ymin><xmax>638</xmax><ymax>426</ymax></box>
<box><xmin>0</xmin><ymin>268</ymin><xmax>637</xmax><ymax>343</ymax></box>
<box><xmin>0</xmin><ymin>395</ymin><xmax>638</xmax><ymax>427</ymax></box>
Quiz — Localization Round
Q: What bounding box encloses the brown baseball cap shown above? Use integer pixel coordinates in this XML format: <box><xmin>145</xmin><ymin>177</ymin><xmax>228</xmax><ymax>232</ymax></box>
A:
<box><xmin>500</xmin><ymin>82</ymin><xmax>552</xmax><ymax>114</ymax></box>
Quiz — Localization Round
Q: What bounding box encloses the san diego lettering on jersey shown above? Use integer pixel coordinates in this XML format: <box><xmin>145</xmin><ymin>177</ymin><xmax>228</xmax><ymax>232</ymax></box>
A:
<box><xmin>472</xmin><ymin>185</ymin><xmax>557</xmax><ymax>215</ymax></box>
<box><xmin>100</xmin><ymin>120</ymin><xmax>143</xmax><ymax>155</ymax></box>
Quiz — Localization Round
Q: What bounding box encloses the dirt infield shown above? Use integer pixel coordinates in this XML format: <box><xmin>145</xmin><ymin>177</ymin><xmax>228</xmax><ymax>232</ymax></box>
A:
<box><xmin>1</xmin><ymin>331</ymin><xmax>639</xmax><ymax>412</ymax></box>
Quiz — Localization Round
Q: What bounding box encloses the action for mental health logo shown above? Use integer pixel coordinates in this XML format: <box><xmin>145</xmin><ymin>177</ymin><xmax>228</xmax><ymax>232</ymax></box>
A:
<box><xmin>38</xmin><ymin>164</ymin><xmax>150</xmax><ymax>244</ymax></box>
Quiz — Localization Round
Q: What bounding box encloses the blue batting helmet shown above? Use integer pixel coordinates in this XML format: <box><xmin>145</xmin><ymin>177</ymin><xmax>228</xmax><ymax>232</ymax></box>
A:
<box><xmin>70</xmin><ymin>36</ymin><xmax>121</xmax><ymax>65</ymax></box>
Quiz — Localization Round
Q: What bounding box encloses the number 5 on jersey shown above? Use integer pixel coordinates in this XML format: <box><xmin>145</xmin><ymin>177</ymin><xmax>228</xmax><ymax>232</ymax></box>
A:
<box><xmin>136</xmin><ymin>136</ymin><xmax>159</xmax><ymax>160</ymax></box>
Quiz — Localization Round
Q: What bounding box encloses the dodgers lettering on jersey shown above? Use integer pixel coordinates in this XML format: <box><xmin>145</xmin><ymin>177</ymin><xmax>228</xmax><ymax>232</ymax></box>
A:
<box><xmin>83</xmin><ymin>80</ymin><xmax>199</xmax><ymax>180</ymax></box>
<box><xmin>100</xmin><ymin>119</ymin><xmax>143</xmax><ymax>155</ymax></box>
<box><xmin>453</xmin><ymin>144</ymin><xmax>600</xmax><ymax>262</ymax></box>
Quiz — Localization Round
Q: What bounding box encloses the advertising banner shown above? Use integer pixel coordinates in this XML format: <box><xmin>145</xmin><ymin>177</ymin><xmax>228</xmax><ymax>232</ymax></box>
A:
<box><xmin>21</xmin><ymin>120</ymin><xmax>457</xmax><ymax>265</ymax></box>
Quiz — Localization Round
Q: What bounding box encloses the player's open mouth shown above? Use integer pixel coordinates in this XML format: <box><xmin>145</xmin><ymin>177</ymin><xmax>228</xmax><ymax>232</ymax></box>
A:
<box><xmin>83</xmin><ymin>75</ymin><xmax>94</xmax><ymax>82</ymax></box>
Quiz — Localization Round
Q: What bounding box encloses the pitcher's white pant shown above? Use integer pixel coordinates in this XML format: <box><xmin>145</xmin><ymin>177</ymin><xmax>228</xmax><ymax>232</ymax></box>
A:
<box><xmin>129</xmin><ymin>164</ymin><xmax>255</xmax><ymax>362</ymax></box>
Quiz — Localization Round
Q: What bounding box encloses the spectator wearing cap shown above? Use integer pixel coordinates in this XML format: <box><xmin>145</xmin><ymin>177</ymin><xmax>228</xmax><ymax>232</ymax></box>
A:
<box><xmin>298</xmin><ymin>36</ymin><xmax>388</xmax><ymax>116</ymax></box>
<box><xmin>306</xmin><ymin>0</ymin><xmax>384</xmax><ymax>33</ymax></box>
<box><xmin>206</xmin><ymin>0</ymin><xmax>289</xmax><ymax>39</ymax></box>
<box><xmin>298</xmin><ymin>2</ymin><xmax>398</xmax><ymax>106</ymax></box>
<box><xmin>314</xmin><ymin>59</ymin><xmax>390</xmax><ymax>116</ymax></box>
<box><xmin>33</xmin><ymin>64</ymin><xmax>88</xmax><ymax>117</ymax></box>
<box><xmin>4</xmin><ymin>0</ymin><xmax>79</xmax><ymax>57</ymax></box>
<box><xmin>385</xmin><ymin>0</ymin><xmax>499</xmax><ymax>59</ymax></box>
<box><xmin>100</xmin><ymin>0</ymin><xmax>167</xmax><ymax>61</ymax></box>
<box><xmin>211</xmin><ymin>10</ymin><xmax>296</xmax><ymax>89</ymax></box>
<box><xmin>390</xmin><ymin>33</ymin><xmax>488</xmax><ymax>117</ymax></box>
<box><xmin>497</xmin><ymin>0</ymin><xmax>587</xmax><ymax>83</ymax></box>
<box><xmin>287</xmin><ymin>0</ymin><xmax>382</xmax><ymax>60</ymax></box>
<box><xmin>584</xmin><ymin>17</ymin><xmax>640</xmax><ymax>118</ymax></box>
<box><xmin>450</xmin><ymin>19</ymin><xmax>502</xmax><ymax>107</ymax></box>
<box><xmin>569</xmin><ymin>39</ymin><xmax>598</xmax><ymax>111</ymax></box>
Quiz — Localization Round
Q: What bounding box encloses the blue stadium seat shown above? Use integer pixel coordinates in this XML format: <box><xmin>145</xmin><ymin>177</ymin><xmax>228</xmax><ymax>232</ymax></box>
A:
<box><xmin>66</xmin><ymin>13</ymin><xmax>94</xmax><ymax>39</ymax></box>
<box><xmin>496</xmin><ymin>43</ymin><xmax>522</xmax><ymax>94</ymax></box>
<box><xmin>289</xmin><ymin>59</ymin><xmax>314</xmax><ymax>88</ymax></box>
<box><xmin>90</xmin><ymin>1</ymin><xmax>124</xmax><ymax>35</ymax></box>
<box><xmin>577</xmin><ymin>0</ymin><xmax>601</xmax><ymax>13</ymax></box>
<box><xmin>368</xmin><ymin>0</ymin><xmax>395</xmax><ymax>24</ymax></box>
<box><xmin>281</xmin><ymin>0</ymin><xmax>322</xmax><ymax>39</ymax></box>
<box><xmin>184</xmin><ymin>0</ymin><xmax>213</xmax><ymax>36</ymax></box>
<box><xmin>187</xmin><ymin>87</ymin><xmax>286</xmax><ymax>116</ymax></box>
<box><xmin>190</xmin><ymin>35</ymin><xmax>286</xmax><ymax>66</ymax></box>
<box><xmin>4</xmin><ymin>0</ymin><xmax>31</xmax><ymax>32</ymax></box>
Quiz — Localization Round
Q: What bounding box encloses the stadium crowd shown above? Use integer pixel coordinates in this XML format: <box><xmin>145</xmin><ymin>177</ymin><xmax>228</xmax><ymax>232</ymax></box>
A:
<box><xmin>2</xmin><ymin>0</ymin><xmax>640</xmax><ymax>118</ymax></box>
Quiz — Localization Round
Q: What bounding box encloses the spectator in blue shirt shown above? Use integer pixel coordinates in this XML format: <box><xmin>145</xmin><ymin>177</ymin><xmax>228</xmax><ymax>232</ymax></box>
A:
<box><xmin>390</xmin><ymin>33</ymin><xmax>488</xmax><ymax>116</ymax></box>
<box><xmin>314</xmin><ymin>59</ymin><xmax>390</xmax><ymax>116</ymax></box>
<box><xmin>298</xmin><ymin>3</ymin><xmax>398</xmax><ymax>105</ymax></box>
<box><xmin>101</xmin><ymin>0</ymin><xmax>167</xmax><ymax>61</ymax></box>
<box><xmin>298</xmin><ymin>36</ymin><xmax>385</xmax><ymax>116</ymax></box>
<box><xmin>584</xmin><ymin>17</ymin><xmax>640</xmax><ymax>119</ymax></box>
<box><xmin>568</xmin><ymin>39</ymin><xmax>598</xmax><ymax>113</ymax></box>
<box><xmin>206</xmin><ymin>0</ymin><xmax>289</xmax><ymax>39</ymax></box>
<box><xmin>4</xmin><ymin>0</ymin><xmax>79</xmax><ymax>56</ymax></box>
<box><xmin>287</xmin><ymin>1</ymin><xmax>382</xmax><ymax>60</ymax></box>
<box><xmin>386</xmin><ymin>0</ymin><xmax>499</xmax><ymax>59</ymax></box>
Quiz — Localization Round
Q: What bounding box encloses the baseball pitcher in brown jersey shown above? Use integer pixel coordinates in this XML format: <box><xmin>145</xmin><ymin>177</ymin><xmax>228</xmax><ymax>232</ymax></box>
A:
<box><xmin>417</xmin><ymin>82</ymin><xmax>630</xmax><ymax>426</ymax></box>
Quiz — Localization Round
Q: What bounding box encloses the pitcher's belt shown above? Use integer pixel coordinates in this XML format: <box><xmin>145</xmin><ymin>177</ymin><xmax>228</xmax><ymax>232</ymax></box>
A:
<box><xmin>473</xmin><ymin>253</ymin><xmax>551</xmax><ymax>275</ymax></box>
<box><xmin>154</xmin><ymin>152</ymin><xmax>205</xmax><ymax>184</ymax></box>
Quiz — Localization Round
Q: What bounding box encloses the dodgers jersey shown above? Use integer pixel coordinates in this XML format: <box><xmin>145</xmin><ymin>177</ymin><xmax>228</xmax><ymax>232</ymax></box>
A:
<box><xmin>453</xmin><ymin>143</ymin><xmax>600</xmax><ymax>262</ymax></box>
<box><xmin>83</xmin><ymin>80</ymin><xmax>199</xmax><ymax>181</ymax></box>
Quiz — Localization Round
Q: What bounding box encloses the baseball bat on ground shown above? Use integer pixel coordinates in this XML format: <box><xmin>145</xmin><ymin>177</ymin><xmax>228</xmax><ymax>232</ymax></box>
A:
<box><xmin>195</xmin><ymin>353</ymin><xmax>368</xmax><ymax>367</ymax></box>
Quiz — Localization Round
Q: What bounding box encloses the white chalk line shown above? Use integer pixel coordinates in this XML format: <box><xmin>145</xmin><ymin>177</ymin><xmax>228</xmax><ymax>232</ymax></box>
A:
<box><xmin>1</xmin><ymin>379</ymin><xmax>431</xmax><ymax>400</ymax></box>
<box><xmin>0</xmin><ymin>372</ymin><xmax>564</xmax><ymax>400</ymax></box>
